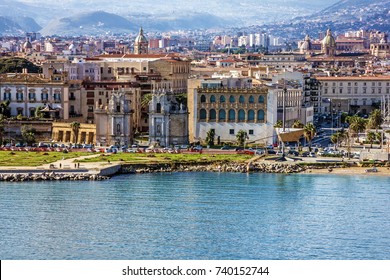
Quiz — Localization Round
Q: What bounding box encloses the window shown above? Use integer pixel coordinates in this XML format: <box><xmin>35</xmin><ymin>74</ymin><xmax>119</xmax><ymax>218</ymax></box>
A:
<box><xmin>228</xmin><ymin>109</ymin><xmax>235</xmax><ymax>121</ymax></box>
<box><xmin>116</xmin><ymin>123</ymin><xmax>121</xmax><ymax>134</ymax></box>
<box><xmin>249</xmin><ymin>95</ymin><xmax>254</xmax><ymax>103</ymax></box>
<box><xmin>209</xmin><ymin>109</ymin><xmax>216</xmax><ymax>120</ymax></box>
<box><xmin>339</xmin><ymin>88</ymin><xmax>343</xmax><ymax>94</ymax></box>
<box><xmin>219</xmin><ymin>109</ymin><xmax>226</xmax><ymax>121</ymax></box>
<box><xmin>257</xmin><ymin>109</ymin><xmax>265</xmax><ymax>121</ymax></box>
<box><xmin>248</xmin><ymin>110</ymin><xmax>256</xmax><ymax>121</ymax></box>
<box><xmin>258</xmin><ymin>96</ymin><xmax>265</xmax><ymax>103</ymax></box>
<box><xmin>199</xmin><ymin>109</ymin><xmax>207</xmax><ymax>120</ymax></box>
<box><xmin>88</xmin><ymin>106</ymin><xmax>94</xmax><ymax>112</ymax></box>
<box><xmin>229</xmin><ymin>95</ymin><xmax>235</xmax><ymax>103</ymax></box>
<box><xmin>108</xmin><ymin>67</ymin><xmax>112</xmax><ymax>74</ymax></box>
<box><xmin>239</xmin><ymin>95</ymin><xmax>245</xmax><ymax>103</ymax></box>
<box><xmin>249</xmin><ymin>129</ymin><xmax>254</xmax><ymax>135</ymax></box>
<box><xmin>324</xmin><ymin>88</ymin><xmax>328</xmax><ymax>94</ymax></box>
<box><xmin>355</xmin><ymin>88</ymin><xmax>358</xmax><ymax>94</ymax></box>
<box><xmin>229</xmin><ymin>129</ymin><xmax>235</xmax><ymax>135</ymax></box>
<box><xmin>363</xmin><ymin>88</ymin><xmax>366</xmax><ymax>94</ymax></box>
<box><xmin>210</xmin><ymin>95</ymin><xmax>216</xmax><ymax>103</ymax></box>
<box><xmin>41</xmin><ymin>93</ymin><xmax>48</xmax><ymax>101</ymax></box>
<box><xmin>220</xmin><ymin>95</ymin><xmax>226</xmax><ymax>103</ymax></box>
<box><xmin>238</xmin><ymin>109</ymin><xmax>245</xmax><ymax>121</ymax></box>
<box><xmin>156</xmin><ymin>103</ymin><xmax>161</xmax><ymax>113</ymax></box>
<box><xmin>16</xmin><ymin>92</ymin><xmax>23</xmax><ymax>101</ymax></box>
<box><xmin>3</xmin><ymin>92</ymin><xmax>11</xmax><ymax>101</ymax></box>
<box><xmin>28</xmin><ymin>92</ymin><xmax>36</xmax><ymax>100</ymax></box>
<box><xmin>17</xmin><ymin>108</ymin><xmax>23</xmax><ymax>115</ymax></box>
<box><xmin>200</xmin><ymin>95</ymin><xmax>206</xmax><ymax>103</ymax></box>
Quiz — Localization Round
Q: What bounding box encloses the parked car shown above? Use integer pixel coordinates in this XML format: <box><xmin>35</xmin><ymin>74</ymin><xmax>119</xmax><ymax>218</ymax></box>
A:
<box><xmin>288</xmin><ymin>150</ymin><xmax>299</xmax><ymax>156</ymax></box>
<box><xmin>221</xmin><ymin>146</ymin><xmax>230</xmax><ymax>150</ymax></box>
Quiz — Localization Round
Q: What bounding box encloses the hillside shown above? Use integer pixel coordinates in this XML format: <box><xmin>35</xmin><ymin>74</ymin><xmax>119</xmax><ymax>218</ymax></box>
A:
<box><xmin>40</xmin><ymin>11</ymin><xmax>136</xmax><ymax>36</ymax></box>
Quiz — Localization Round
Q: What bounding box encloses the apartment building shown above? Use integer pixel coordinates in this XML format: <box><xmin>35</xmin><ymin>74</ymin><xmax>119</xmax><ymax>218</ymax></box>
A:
<box><xmin>317</xmin><ymin>76</ymin><xmax>390</xmax><ymax>115</ymax></box>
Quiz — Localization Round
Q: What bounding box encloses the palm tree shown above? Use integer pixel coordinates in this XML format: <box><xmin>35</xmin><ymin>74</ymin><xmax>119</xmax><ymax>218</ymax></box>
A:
<box><xmin>331</xmin><ymin>129</ymin><xmax>347</xmax><ymax>148</ymax></box>
<box><xmin>273</xmin><ymin>120</ymin><xmax>283</xmax><ymax>128</ymax></box>
<box><xmin>303</xmin><ymin>123</ymin><xmax>316</xmax><ymax>149</ymax></box>
<box><xmin>205</xmin><ymin>129</ymin><xmax>215</xmax><ymax>147</ymax></box>
<box><xmin>346</xmin><ymin>115</ymin><xmax>367</xmax><ymax>142</ymax></box>
<box><xmin>141</xmin><ymin>93</ymin><xmax>152</xmax><ymax>108</ymax></box>
<box><xmin>366</xmin><ymin>131</ymin><xmax>376</xmax><ymax>148</ymax></box>
<box><xmin>367</xmin><ymin>109</ymin><xmax>383</xmax><ymax>131</ymax></box>
<box><xmin>292</xmin><ymin>120</ymin><xmax>304</xmax><ymax>128</ymax></box>
<box><xmin>236</xmin><ymin>129</ymin><xmax>248</xmax><ymax>147</ymax></box>
<box><xmin>70</xmin><ymin>121</ymin><xmax>81</xmax><ymax>143</ymax></box>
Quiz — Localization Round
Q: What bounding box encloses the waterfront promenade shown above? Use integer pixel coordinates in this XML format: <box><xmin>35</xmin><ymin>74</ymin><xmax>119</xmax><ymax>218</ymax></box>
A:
<box><xmin>1</xmin><ymin>152</ymin><xmax>390</xmax><ymax>177</ymax></box>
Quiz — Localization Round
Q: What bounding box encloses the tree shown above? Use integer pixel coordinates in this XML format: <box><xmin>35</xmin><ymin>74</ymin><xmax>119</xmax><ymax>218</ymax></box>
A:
<box><xmin>303</xmin><ymin>123</ymin><xmax>316</xmax><ymax>149</ymax></box>
<box><xmin>331</xmin><ymin>129</ymin><xmax>347</xmax><ymax>148</ymax></box>
<box><xmin>141</xmin><ymin>93</ymin><xmax>152</xmax><ymax>108</ymax></box>
<box><xmin>205</xmin><ymin>129</ymin><xmax>215</xmax><ymax>147</ymax></box>
<box><xmin>0</xmin><ymin>100</ymin><xmax>11</xmax><ymax>118</ymax></box>
<box><xmin>35</xmin><ymin>106</ymin><xmax>44</xmax><ymax>118</ymax></box>
<box><xmin>236</xmin><ymin>129</ymin><xmax>248</xmax><ymax>147</ymax></box>
<box><xmin>70</xmin><ymin>121</ymin><xmax>81</xmax><ymax>143</ymax></box>
<box><xmin>21</xmin><ymin>125</ymin><xmax>36</xmax><ymax>145</ymax></box>
<box><xmin>366</xmin><ymin>131</ymin><xmax>376</xmax><ymax>148</ymax></box>
<box><xmin>367</xmin><ymin>109</ymin><xmax>383</xmax><ymax>131</ymax></box>
<box><xmin>346</xmin><ymin>115</ymin><xmax>367</xmax><ymax>142</ymax></box>
<box><xmin>274</xmin><ymin>120</ymin><xmax>283</xmax><ymax>128</ymax></box>
<box><xmin>0</xmin><ymin>119</ymin><xmax>4</xmax><ymax>145</ymax></box>
<box><xmin>292</xmin><ymin>120</ymin><xmax>304</xmax><ymax>128</ymax></box>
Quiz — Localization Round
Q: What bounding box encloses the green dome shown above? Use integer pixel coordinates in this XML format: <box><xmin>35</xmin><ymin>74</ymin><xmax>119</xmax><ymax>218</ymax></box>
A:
<box><xmin>322</xmin><ymin>29</ymin><xmax>336</xmax><ymax>47</ymax></box>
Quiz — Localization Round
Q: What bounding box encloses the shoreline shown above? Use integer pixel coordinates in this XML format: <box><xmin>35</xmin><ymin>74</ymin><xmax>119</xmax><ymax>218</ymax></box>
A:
<box><xmin>1</xmin><ymin>160</ymin><xmax>390</xmax><ymax>182</ymax></box>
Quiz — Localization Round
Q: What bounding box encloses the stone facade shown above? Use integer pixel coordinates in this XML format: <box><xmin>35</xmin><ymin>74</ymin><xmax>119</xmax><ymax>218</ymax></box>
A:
<box><xmin>148</xmin><ymin>89</ymin><xmax>188</xmax><ymax>147</ymax></box>
<box><xmin>94</xmin><ymin>90</ymin><xmax>133</xmax><ymax>147</ymax></box>
<box><xmin>52</xmin><ymin>122</ymin><xmax>96</xmax><ymax>144</ymax></box>
<box><xmin>188</xmin><ymin>78</ymin><xmax>277</xmax><ymax>146</ymax></box>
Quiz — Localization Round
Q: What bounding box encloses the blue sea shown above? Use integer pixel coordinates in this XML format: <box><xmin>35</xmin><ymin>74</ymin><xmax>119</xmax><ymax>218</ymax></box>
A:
<box><xmin>0</xmin><ymin>172</ymin><xmax>389</xmax><ymax>260</ymax></box>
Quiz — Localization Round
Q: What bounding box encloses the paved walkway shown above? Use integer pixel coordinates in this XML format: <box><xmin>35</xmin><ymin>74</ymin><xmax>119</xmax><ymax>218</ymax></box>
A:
<box><xmin>0</xmin><ymin>154</ymin><xmax>120</xmax><ymax>175</ymax></box>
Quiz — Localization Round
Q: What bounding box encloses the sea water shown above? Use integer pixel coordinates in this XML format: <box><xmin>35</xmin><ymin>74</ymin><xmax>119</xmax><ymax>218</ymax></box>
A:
<box><xmin>0</xmin><ymin>172</ymin><xmax>389</xmax><ymax>260</ymax></box>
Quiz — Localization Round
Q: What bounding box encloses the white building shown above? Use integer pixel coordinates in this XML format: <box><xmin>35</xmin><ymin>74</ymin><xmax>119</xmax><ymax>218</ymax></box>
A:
<box><xmin>188</xmin><ymin>78</ymin><xmax>277</xmax><ymax>146</ymax></box>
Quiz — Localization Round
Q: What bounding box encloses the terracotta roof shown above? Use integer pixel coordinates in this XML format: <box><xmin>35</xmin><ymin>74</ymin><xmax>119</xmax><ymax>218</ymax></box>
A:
<box><xmin>316</xmin><ymin>76</ymin><xmax>390</xmax><ymax>81</ymax></box>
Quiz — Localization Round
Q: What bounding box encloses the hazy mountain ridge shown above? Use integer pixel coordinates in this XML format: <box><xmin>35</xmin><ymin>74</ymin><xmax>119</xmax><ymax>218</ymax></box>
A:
<box><xmin>1</xmin><ymin>0</ymin><xmax>389</xmax><ymax>36</ymax></box>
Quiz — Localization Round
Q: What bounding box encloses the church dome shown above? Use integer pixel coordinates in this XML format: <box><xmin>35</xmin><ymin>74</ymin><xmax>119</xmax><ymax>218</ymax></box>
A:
<box><xmin>322</xmin><ymin>29</ymin><xmax>336</xmax><ymax>48</ymax></box>
<box><xmin>135</xmin><ymin>27</ymin><xmax>148</xmax><ymax>43</ymax></box>
<box><xmin>23</xmin><ymin>38</ymin><xmax>32</xmax><ymax>49</ymax></box>
<box><xmin>300</xmin><ymin>35</ymin><xmax>312</xmax><ymax>52</ymax></box>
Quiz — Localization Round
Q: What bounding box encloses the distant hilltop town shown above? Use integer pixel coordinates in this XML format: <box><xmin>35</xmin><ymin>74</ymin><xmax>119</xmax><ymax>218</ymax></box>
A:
<box><xmin>0</xmin><ymin>24</ymin><xmax>390</xmax><ymax>163</ymax></box>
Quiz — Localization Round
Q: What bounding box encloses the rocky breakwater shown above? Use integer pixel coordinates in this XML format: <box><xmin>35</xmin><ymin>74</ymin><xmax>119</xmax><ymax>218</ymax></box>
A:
<box><xmin>0</xmin><ymin>172</ymin><xmax>109</xmax><ymax>182</ymax></box>
<box><xmin>121</xmin><ymin>162</ymin><xmax>307</xmax><ymax>174</ymax></box>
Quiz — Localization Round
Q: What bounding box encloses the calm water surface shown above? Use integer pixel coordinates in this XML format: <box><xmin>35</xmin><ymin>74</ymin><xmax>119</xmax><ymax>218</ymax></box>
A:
<box><xmin>0</xmin><ymin>172</ymin><xmax>389</xmax><ymax>259</ymax></box>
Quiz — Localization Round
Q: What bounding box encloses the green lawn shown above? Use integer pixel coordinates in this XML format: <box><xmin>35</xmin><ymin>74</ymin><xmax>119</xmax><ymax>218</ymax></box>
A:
<box><xmin>77</xmin><ymin>152</ymin><xmax>252</xmax><ymax>164</ymax></box>
<box><xmin>0</xmin><ymin>151</ymin><xmax>91</xmax><ymax>167</ymax></box>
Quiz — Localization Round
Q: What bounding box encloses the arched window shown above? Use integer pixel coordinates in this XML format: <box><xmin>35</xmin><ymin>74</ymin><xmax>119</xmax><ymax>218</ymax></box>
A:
<box><xmin>248</xmin><ymin>110</ymin><xmax>255</xmax><ymax>121</ymax></box>
<box><xmin>249</xmin><ymin>95</ymin><xmax>254</xmax><ymax>103</ymax></box>
<box><xmin>219</xmin><ymin>109</ymin><xmax>226</xmax><ymax>121</ymax></box>
<box><xmin>257</xmin><ymin>109</ymin><xmax>265</xmax><ymax>121</ymax></box>
<box><xmin>116</xmin><ymin>123</ymin><xmax>121</xmax><ymax>134</ymax></box>
<box><xmin>238</xmin><ymin>109</ymin><xmax>245</xmax><ymax>121</ymax></box>
<box><xmin>228</xmin><ymin>109</ymin><xmax>235</xmax><ymax>121</ymax></box>
<box><xmin>209</xmin><ymin>109</ymin><xmax>216</xmax><ymax>120</ymax></box>
<box><xmin>229</xmin><ymin>95</ymin><xmax>235</xmax><ymax>103</ymax></box>
<box><xmin>200</xmin><ymin>95</ymin><xmax>206</xmax><ymax>103</ymax></box>
<box><xmin>258</xmin><ymin>95</ymin><xmax>265</xmax><ymax>103</ymax></box>
<box><xmin>239</xmin><ymin>95</ymin><xmax>245</xmax><ymax>103</ymax></box>
<box><xmin>199</xmin><ymin>109</ymin><xmax>207</xmax><ymax>120</ymax></box>
<box><xmin>220</xmin><ymin>95</ymin><xmax>226</xmax><ymax>103</ymax></box>
<box><xmin>210</xmin><ymin>95</ymin><xmax>216</xmax><ymax>103</ymax></box>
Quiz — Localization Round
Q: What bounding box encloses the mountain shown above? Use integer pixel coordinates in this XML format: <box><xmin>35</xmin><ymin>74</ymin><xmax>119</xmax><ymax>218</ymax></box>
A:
<box><xmin>40</xmin><ymin>11</ymin><xmax>136</xmax><ymax>36</ymax></box>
